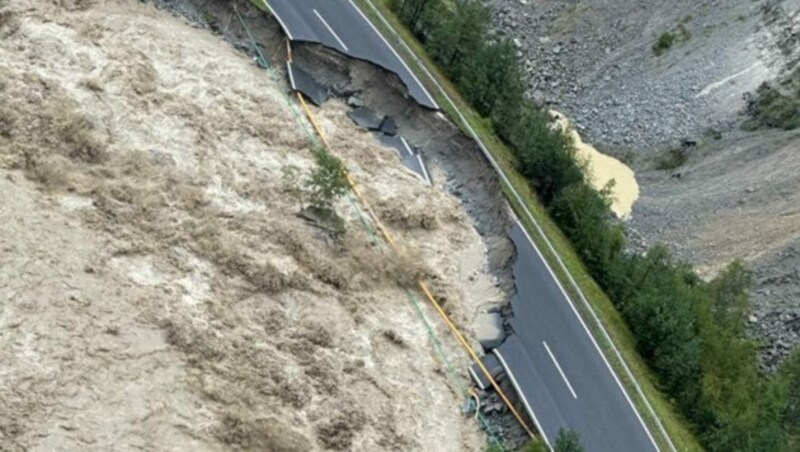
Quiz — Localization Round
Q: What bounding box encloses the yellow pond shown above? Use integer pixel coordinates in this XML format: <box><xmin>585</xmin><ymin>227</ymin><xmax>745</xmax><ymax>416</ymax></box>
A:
<box><xmin>551</xmin><ymin>111</ymin><xmax>639</xmax><ymax>219</ymax></box>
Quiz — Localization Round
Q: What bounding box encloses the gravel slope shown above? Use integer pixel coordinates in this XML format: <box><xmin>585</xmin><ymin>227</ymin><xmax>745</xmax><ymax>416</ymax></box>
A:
<box><xmin>490</xmin><ymin>0</ymin><xmax>794</xmax><ymax>151</ymax></box>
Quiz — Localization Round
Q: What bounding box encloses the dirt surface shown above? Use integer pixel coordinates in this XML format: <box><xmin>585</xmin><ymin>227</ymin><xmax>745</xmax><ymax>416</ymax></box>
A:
<box><xmin>0</xmin><ymin>0</ymin><xmax>501</xmax><ymax>449</ymax></box>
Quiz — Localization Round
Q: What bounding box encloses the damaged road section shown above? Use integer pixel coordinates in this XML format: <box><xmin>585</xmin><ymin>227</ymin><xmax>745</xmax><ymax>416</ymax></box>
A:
<box><xmin>346</xmin><ymin>106</ymin><xmax>431</xmax><ymax>185</ymax></box>
<box><xmin>287</xmin><ymin>61</ymin><xmax>329</xmax><ymax>106</ymax></box>
<box><xmin>284</xmin><ymin>59</ymin><xmax>433</xmax><ymax>185</ymax></box>
<box><xmin>345</xmin><ymin>105</ymin><xmax>431</xmax><ymax>184</ymax></box>
<box><xmin>273</xmin><ymin>4</ymin><xmax>663</xmax><ymax>450</ymax></box>
<box><xmin>492</xmin><ymin>222</ymin><xmax>658</xmax><ymax>451</ymax></box>
<box><xmin>377</xmin><ymin>133</ymin><xmax>431</xmax><ymax>185</ymax></box>
<box><xmin>265</xmin><ymin>0</ymin><xmax>439</xmax><ymax>109</ymax></box>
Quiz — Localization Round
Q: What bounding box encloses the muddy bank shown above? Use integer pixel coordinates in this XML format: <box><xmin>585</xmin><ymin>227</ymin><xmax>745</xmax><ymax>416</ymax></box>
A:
<box><xmin>552</xmin><ymin>111</ymin><xmax>639</xmax><ymax>218</ymax></box>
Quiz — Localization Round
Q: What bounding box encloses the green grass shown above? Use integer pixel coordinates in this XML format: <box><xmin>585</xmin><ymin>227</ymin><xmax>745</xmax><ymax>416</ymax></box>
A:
<box><xmin>352</xmin><ymin>1</ymin><xmax>704</xmax><ymax>451</ymax></box>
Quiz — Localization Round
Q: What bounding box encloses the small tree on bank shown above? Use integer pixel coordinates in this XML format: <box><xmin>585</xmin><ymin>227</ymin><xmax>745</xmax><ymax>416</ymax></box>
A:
<box><xmin>305</xmin><ymin>148</ymin><xmax>349</xmax><ymax>220</ymax></box>
<box><xmin>554</xmin><ymin>428</ymin><xmax>584</xmax><ymax>452</ymax></box>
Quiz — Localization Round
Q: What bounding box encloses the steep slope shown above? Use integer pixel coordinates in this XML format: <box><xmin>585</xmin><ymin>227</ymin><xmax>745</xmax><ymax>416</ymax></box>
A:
<box><xmin>491</xmin><ymin>0</ymin><xmax>797</xmax><ymax>150</ymax></box>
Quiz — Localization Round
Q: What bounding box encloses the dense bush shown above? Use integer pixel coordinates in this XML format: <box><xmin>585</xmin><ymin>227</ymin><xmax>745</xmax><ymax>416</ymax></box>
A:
<box><xmin>743</xmin><ymin>82</ymin><xmax>800</xmax><ymax>131</ymax></box>
<box><xmin>652</xmin><ymin>25</ymin><xmax>691</xmax><ymax>57</ymax></box>
<box><xmin>391</xmin><ymin>0</ymin><xmax>799</xmax><ymax>449</ymax></box>
<box><xmin>554</xmin><ymin>429</ymin><xmax>584</xmax><ymax>452</ymax></box>
<box><xmin>652</xmin><ymin>31</ymin><xmax>676</xmax><ymax>56</ymax></box>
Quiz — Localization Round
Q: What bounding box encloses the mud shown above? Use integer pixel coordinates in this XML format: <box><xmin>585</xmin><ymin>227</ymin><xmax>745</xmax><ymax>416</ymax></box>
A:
<box><xmin>0</xmin><ymin>0</ymin><xmax>502</xmax><ymax>449</ymax></box>
<box><xmin>552</xmin><ymin>111</ymin><xmax>639</xmax><ymax>219</ymax></box>
<box><xmin>284</xmin><ymin>26</ymin><xmax>530</xmax><ymax>450</ymax></box>
<box><xmin>290</xmin><ymin>44</ymin><xmax>518</xmax><ymax>298</ymax></box>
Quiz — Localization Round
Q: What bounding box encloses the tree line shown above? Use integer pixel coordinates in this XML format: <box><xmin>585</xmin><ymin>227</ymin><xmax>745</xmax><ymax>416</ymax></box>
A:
<box><xmin>390</xmin><ymin>0</ymin><xmax>800</xmax><ymax>449</ymax></box>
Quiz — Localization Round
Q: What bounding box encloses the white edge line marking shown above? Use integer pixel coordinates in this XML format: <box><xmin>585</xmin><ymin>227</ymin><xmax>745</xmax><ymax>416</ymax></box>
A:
<box><xmin>399</xmin><ymin>137</ymin><xmax>414</xmax><ymax>157</ymax></box>
<box><xmin>399</xmin><ymin>137</ymin><xmax>430</xmax><ymax>184</ymax></box>
<box><xmin>262</xmin><ymin>1</ymin><xmax>294</xmax><ymax>40</ymax></box>
<box><xmin>286</xmin><ymin>62</ymin><xmax>297</xmax><ymax>90</ymax></box>
<box><xmin>268</xmin><ymin>2</ymin><xmax>654</xmax><ymax>443</ymax></box>
<box><xmin>362</xmin><ymin>2</ymin><xmax>666</xmax><ymax>449</ymax></box>
<box><xmin>468</xmin><ymin>365</ymin><xmax>487</xmax><ymax>391</ymax></box>
<box><xmin>313</xmin><ymin>9</ymin><xmax>349</xmax><ymax>52</ymax></box>
<box><xmin>516</xmin><ymin>220</ymin><xmax>660</xmax><ymax>450</ymax></box>
<box><xmin>493</xmin><ymin>348</ymin><xmax>553</xmax><ymax>450</ymax></box>
<box><xmin>346</xmin><ymin>0</ymin><xmax>439</xmax><ymax>109</ymax></box>
<box><xmin>417</xmin><ymin>154</ymin><xmax>432</xmax><ymax>185</ymax></box>
<box><xmin>543</xmin><ymin>341</ymin><xmax>578</xmax><ymax>399</ymax></box>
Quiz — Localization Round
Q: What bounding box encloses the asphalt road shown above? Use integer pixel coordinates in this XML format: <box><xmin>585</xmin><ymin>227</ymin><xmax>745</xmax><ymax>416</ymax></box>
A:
<box><xmin>264</xmin><ymin>0</ymin><xmax>439</xmax><ymax>109</ymax></box>
<box><xmin>496</xmin><ymin>221</ymin><xmax>658</xmax><ymax>451</ymax></box>
<box><xmin>265</xmin><ymin>1</ymin><xmax>659</xmax><ymax>450</ymax></box>
<box><xmin>378</xmin><ymin>134</ymin><xmax>432</xmax><ymax>185</ymax></box>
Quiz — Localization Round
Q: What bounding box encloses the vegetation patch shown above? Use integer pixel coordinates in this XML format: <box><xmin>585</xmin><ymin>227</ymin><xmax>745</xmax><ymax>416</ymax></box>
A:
<box><xmin>652</xmin><ymin>24</ymin><xmax>691</xmax><ymax>56</ymax></box>
<box><xmin>282</xmin><ymin>145</ymin><xmax>350</xmax><ymax>235</ymax></box>
<box><xmin>655</xmin><ymin>147</ymin><xmax>689</xmax><ymax>170</ymax></box>
<box><xmin>523</xmin><ymin>428</ymin><xmax>584</xmax><ymax>451</ymax></box>
<box><xmin>743</xmin><ymin>81</ymin><xmax>800</xmax><ymax>131</ymax></box>
<box><xmin>652</xmin><ymin>32</ymin><xmax>676</xmax><ymax>56</ymax></box>
<box><xmin>386</xmin><ymin>0</ymin><xmax>800</xmax><ymax>450</ymax></box>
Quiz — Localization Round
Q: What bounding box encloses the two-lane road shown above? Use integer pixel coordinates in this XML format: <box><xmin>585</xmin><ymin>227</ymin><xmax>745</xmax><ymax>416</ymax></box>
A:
<box><xmin>264</xmin><ymin>0</ymin><xmax>439</xmax><ymax>109</ymax></box>
<box><xmin>496</xmin><ymin>221</ymin><xmax>658</xmax><ymax>451</ymax></box>
<box><xmin>264</xmin><ymin>1</ymin><xmax>660</xmax><ymax>450</ymax></box>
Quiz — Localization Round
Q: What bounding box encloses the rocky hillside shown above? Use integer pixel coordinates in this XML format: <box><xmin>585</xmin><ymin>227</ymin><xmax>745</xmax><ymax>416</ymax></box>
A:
<box><xmin>490</xmin><ymin>0</ymin><xmax>800</xmax><ymax>370</ymax></box>
<box><xmin>491</xmin><ymin>0</ymin><xmax>798</xmax><ymax>150</ymax></box>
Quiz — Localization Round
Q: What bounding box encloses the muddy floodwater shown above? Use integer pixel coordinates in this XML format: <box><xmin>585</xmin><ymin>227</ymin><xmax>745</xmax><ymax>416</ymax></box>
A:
<box><xmin>552</xmin><ymin>111</ymin><xmax>639</xmax><ymax>219</ymax></box>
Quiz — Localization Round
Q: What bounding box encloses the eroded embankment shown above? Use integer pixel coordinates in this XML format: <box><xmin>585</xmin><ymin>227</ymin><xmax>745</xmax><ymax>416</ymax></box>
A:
<box><xmin>156</xmin><ymin>0</ymin><xmax>534</xmax><ymax>444</ymax></box>
<box><xmin>284</xmin><ymin>26</ymin><xmax>537</xmax><ymax>448</ymax></box>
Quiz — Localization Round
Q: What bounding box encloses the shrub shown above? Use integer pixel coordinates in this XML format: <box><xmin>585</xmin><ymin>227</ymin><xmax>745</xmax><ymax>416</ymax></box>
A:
<box><xmin>554</xmin><ymin>428</ymin><xmax>584</xmax><ymax>452</ymax></box>
<box><xmin>511</xmin><ymin>109</ymin><xmax>582</xmax><ymax>205</ymax></box>
<box><xmin>653</xmin><ymin>32</ymin><xmax>676</xmax><ymax>56</ymax></box>
<box><xmin>304</xmin><ymin>148</ymin><xmax>349</xmax><ymax>222</ymax></box>
<box><xmin>655</xmin><ymin>147</ymin><xmax>688</xmax><ymax>170</ymax></box>
<box><xmin>548</xmin><ymin>181</ymin><xmax>624</xmax><ymax>287</ymax></box>
<box><xmin>743</xmin><ymin>83</ymin><xmax>800</xmax><ymax>131</ymax></box>
<box><xmin>652</xmin><ymin>24</ymin><xmax>691</xmax><ymax>57</ymax></box>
